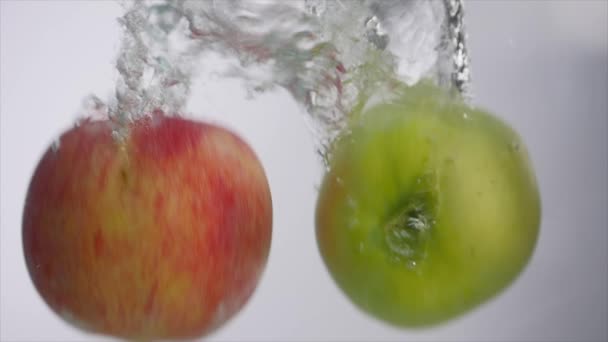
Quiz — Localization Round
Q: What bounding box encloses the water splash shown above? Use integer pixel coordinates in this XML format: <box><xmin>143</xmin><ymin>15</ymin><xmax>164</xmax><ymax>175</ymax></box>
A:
<box><xmin>443</xmin><ymin>0</ymin><xmax>472</xmax><ymax>100</ymax></box>
<box><xmin>86</xmin><ymin>0</ymin><xmax>470</xmax><ymax>159</ymax></box>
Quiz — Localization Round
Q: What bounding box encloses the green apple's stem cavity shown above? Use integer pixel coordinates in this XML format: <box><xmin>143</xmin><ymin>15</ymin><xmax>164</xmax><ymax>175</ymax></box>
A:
<box><xmin>384</xmin><ymin>196</ymin><xmax>433</xmax><ymax>269</ymax></box>
<box><xmin>383</xmin><ymin>173</ymin><xmax>438</xmax><ymax>270</ymax></box>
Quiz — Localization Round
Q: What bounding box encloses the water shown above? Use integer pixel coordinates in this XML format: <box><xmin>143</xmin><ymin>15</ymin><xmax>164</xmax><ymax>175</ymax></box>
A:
<box><xmin>88</xmin><ymin>0</ymin><xmax>470</xmax><ymax>163</ymax></box>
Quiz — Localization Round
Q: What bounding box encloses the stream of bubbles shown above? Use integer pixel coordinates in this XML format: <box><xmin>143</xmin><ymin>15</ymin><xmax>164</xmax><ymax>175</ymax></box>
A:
<box><xmin>82</xmin><ymin>0</ymin><xmax>470</xmax><ymax>163</ymax></box>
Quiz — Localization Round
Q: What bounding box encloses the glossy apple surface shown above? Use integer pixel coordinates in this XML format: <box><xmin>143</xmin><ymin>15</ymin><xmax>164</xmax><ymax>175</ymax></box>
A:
<box><xmin>316</xmin><ymin>84</ymin><xmax>541</xmax><ymax>327</ymax></box>
<box><xmin>22</xmin><ymin>113</ymin><xmax>272</xmax><ymax>340</ymax></box>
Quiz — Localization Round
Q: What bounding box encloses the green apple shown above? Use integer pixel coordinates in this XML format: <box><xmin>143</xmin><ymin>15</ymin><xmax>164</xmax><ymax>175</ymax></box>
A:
<box><xmin>316</xmin><ymin>83</ymin><xmax>541</xmax><ymax>327</ymax></box>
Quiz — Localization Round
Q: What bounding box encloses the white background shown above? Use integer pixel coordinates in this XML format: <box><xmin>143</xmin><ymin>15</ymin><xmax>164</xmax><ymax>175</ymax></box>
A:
<box><xmin>1</xmin><ymin>1</ymin><xmax>607</xmax><ymax>341</ymax></box>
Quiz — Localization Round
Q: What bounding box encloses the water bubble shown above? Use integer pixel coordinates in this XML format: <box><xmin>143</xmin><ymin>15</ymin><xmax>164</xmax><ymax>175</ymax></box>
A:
<box><xmin>347</xmin><ymin>216</ymin><xmax>359</xmax><ymax>230</ymax></box>
<box><xmin>407</xmin><ymin>215</ymin><xmax>427</xmax><ymax>231</ymax></box>
<box><xmin>346</xmin><ymin>195</ymin><xmax>357</xmax><ymax>209</ymax></box>
<box><xmin>111</xmin><ymin>129</ymin><xmax>126</xmax><ymax>143</ymax></box>
<box><xmin>386</xmin><ymin>235</ymin><xmax>414</xmax><ymax>258</ymax></box>
<box><xmin>60</xmin><ymin>309</ymin><xmax>92</xmax><ymax>331</ymax></box>
<box><xmin>149</xmin><ymin>4</ymin><xmax>181</xmax><ymax>34</ymax></box>
<box><xmin>212</xmin><ymin>301</ymin><xmax>227</xmax><ymax>327</ymax></box>
<box><xmin>51</xmin><ymin>138</ymin><xmax>61</xmax><ymax>153</ymax></box>
<box><xmin>76</xmin><ymin>114</ymin><xmax>95</xmax><ymax>128</ymax></box>
<box><xmin>364</xmin><ymin>16</ymin><xmax>389</xmax><ymax>50</ymax></box>
<box><xmin>305</xmin><ymin>0</ymin><xmax>327</xmax><ymax>17</ymax></box>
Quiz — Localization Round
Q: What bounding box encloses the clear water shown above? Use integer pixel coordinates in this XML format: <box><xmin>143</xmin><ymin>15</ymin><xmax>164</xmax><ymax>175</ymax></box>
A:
<box><xmin>88</xmin><ymin>0</ymin><xmax>470</xmax><ymax>163</ymax></box>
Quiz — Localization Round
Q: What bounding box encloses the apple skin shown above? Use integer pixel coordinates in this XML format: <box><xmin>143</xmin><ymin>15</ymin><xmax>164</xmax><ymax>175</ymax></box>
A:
<box><xmin>316</xmin><ymin>84</ymin><xmax>541</xmax><ymax>327</ymax></box>
<box><xmin>22</xmin><ymin>113</ymin><xmax>272</xmax><ymax>340</ymax></box>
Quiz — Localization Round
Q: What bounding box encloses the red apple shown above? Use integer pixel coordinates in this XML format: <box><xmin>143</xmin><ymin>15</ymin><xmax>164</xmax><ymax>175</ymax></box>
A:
<box><xmin>22</xmin><ymin>112</ymin><xmax>272</xmax><ymax>340</ymax></box>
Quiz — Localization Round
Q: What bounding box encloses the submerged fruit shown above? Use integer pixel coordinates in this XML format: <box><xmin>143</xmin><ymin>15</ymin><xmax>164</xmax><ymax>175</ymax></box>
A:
<box><xmin>22</xmin><ymin>112</ymin><xmax>272</xmax><ymax>340</ymax></box>
<box><xmin>316</xmin><ymin>84</ymin><xmax>541</xmax><ymax>327</ymax></box>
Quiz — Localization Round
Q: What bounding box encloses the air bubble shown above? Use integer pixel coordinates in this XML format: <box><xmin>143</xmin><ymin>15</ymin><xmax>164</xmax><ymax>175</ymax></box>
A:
<box><xmin>407</xmin><ymin>215</ymin><xmax>427</xmax><ymax>231</ymax></box>
<box><xmin>60</xmin><ymin>309</ymin><xmax>92</xmax><ymax>331</ymax></box>
<box><xmin>336</xmin><ymin>176</ymin><xmax>344</xmax><ymax>186</ymax></box>
<box><xmin>364</xmin><ymin>16</ymin><xmax>389</xmax><ymax>50</ymax></box>
<box><xmin>347</xmin><ymin>216</ymin><xmax>359</xmax><ymax>230</ymax></box>
<box><xmin>212</xmin><ymin>301</ymin><xmax>227</xmax><ymax>327</ymax></box>
<box><xmin>51</xmin><ymin>139</ymin><xmax>61</xmax><ymax>153</ymax></box>
<box><xmin>346</xmin><ymin>195</ymin><xmax>357</xmax><ymax>209</ymax></box>
<box><xmin>111</xmin><ymin>129</ymin><xmax>126</xmax><ymax>143</ymax></box>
